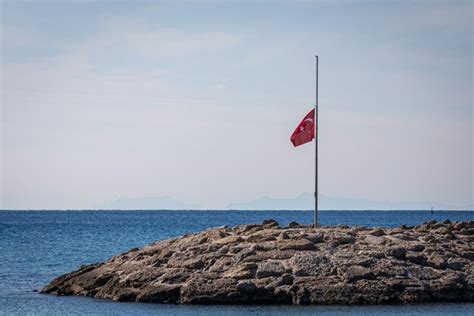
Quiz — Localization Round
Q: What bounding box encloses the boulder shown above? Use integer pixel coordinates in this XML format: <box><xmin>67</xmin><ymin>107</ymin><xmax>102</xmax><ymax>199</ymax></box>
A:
<box><xmin>278</xmin><ymin>231</ymin><xmax>290</xmax><ymax>240</ymax></box>
<box><xmin>369</xmin><ymin>228</ymin><xmax>386</xmax><ymax>236</ymax></box>
<box><xmin>289</xmin><ymin>253</ymin><xmax>331</xmax><ymax>277</ymax></box>
<box><xmin>385</xmin><ymin>246</ymin><xmax>406</xmax><ymax>259</ymax></box>
<box><xmin>427</xmin><ymin>255</ymin><xmax>447</xmax><ymax>270</ymax></box>
<box><xmin>277</xmin><ymin>239</ymin><xmax>314</xmax><ymax>251</ymax></box>
<box><xmin>343</xmin><ymin>265</ymin><xmax>376</xmax><ymax>282</ymax></box>
<box><xmin>262</xmin><ymin>219</ymin><xmax>279</xmax><ymax>227</ymax></box>
<box><xmin>288</xmin><ymin>221</ymin><xmax>302</xmax><ymax>228</ymax></box>
<box><xmin>334</xmin><ymin>235</ymin><xmax>355</xmax><ymax>245</ymax></box>
<box><xmin>364</xmin><ymin>235</ymin><xmax>386</xmax><ymax>245</ymax></box>
<box><xmin>256</xmin><ymin>261</ymin><xmax>286</xmax><ymax>278</ymax></box>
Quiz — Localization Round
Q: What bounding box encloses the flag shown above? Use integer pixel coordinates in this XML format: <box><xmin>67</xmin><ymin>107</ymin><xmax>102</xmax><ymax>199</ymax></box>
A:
<box><xmin>290</xmin><ymin>108</ymin><xmax>315</xmax><ymax>147</ymax></box>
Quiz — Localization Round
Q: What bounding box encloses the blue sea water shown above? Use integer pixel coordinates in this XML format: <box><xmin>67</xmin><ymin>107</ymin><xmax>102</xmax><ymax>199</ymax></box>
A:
<box><xmin>0</xmin><ymin>210</ymin><xmax>473</xmax><ymax>316</ymax></box>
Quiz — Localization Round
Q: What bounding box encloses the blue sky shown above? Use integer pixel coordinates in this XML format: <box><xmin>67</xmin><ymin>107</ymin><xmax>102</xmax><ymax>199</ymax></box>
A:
<box><xmin>1</xmin><ymin>1</ymin><xmax>472</xmax><ymax>209</ymax></box>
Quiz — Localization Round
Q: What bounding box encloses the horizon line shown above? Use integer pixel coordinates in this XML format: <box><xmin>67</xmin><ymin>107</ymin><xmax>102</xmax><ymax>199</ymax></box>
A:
<box><xmin>1</xmin><ymin>209</ymin><xmax>473</xmax><ymax>212</ymax></box>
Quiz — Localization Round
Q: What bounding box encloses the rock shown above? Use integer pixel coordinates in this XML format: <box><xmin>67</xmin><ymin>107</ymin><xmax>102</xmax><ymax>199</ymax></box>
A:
<box><xmin>343</xmin><ymin>265</ymin><xmax>376</xmax><ymax>282</ymax></box>
<box><xmin>446</xmin><ymin>259</ymin><xmax>467</xmax><ymax>271</ymax></box>
<box><xmin>405</xmin><ymin>252</ymin><xmax>427</xmax><ymax>265</ymax></box>
<box><xmin>41</xmin><ymin>219</ymin><xmax>474</xmax><ymax>305</ymax></box>
<box><xmin>389</xmin><ymin>234</ymin><xmax>418</xmax><ymax>241</ymax></box>
<box><xmin>459</xmin><ymin>229</ymin><xmax>470</xmax><ymax>235</ymax></box>
<box><xmin>422</xmin><ymin>234</ymin><xmax>436</xmax><ymax>243</ymax></box>
<box><xmin>289</xmin><ymin>253</ymin><xmax>331</xmax><ymax>277</ymax></box>
<box><xmin>182</xmin><ymin>257</ymin><xmax>204</xmax><ymax>269</ymax></box>
<box><xmin>427</xmin><ymin>255</ymin><xmax>447</xmax><ymax>269</ymax></box>
<box><xmin>278</xmin><ymin>232</ymin><xmax>289</xmax><ymax>240</ymax></box>
<box><xmin>462</xmin><ymin>251</ymin><xmax>474</xmax><ymax>261</ymax></box>
<box><xmin>364</xmin><ymin>235</ymin><xmax>386</xmax><ymax>245</ymax></box>
<box><xmin>279</xmin><ymin>274</ymin><xmax>294</xmax><ymax>285</ymax></box>
<box><xmin>256</xmin><ymin>261</ymin><xmax>286</xmax><ymax>278</ymax></box>
<box><xmin>400</xmin><ymin>287</ymin><xmax>431</xmax><ymax>302</ymax></box>
<box><xmin>246</xmin><ymin>233</ymin><xmax>276</xmax><ymax>243</ymax></box>
<box><xmin>254</xmin><ymin>241</ymin><xmax>276</xmax><ymax>251</ymax></box>
<box><xmin>369</xmin><ymin>228</ymin><xmax>386</xmax><ymax>236</ymax></box>
<box><xmin>214</xmin><ymin>235</ymin><xmax>243</xmax><ymax>245</ymax></box>
<box><xmin>235</xmin><ymin>247</ymin><xmax>256</xmax><ymax>262</ymax></box>
<box><xmin>277</xmin><ymin>239</ymin><xmax>314</xmax><ymax>251</ymax></box>
<box><xmin>453</xmin><ymin>222</ymin><xmax>465</xmax><ymax>231</ymax></box>
<box><xmin>303</xmin><ymin>233</ymin><xmax>324</xmax><ymax>243</ymax></box>
<box><xmin>385</xmin><ymin>246</ymin><xmax>406</xmax><ymax>259</ymax></box>
<box><xmin>136</xmin><ymin>284</ymin><xmax>180</xmax><ymax>303</ymax></box>
<box><xmin>237</xmin><ymin>281</ymin><xmax>256</xmax><ymax>294</ymax></box>
<box><xmin>334</xmin><ymin>235</ymin><xmax>355</xmax><ymax>245</ymax></box>
<box><xmin>262</xmin><ymin>219</ymin><xmax>279</xmax><ymax>227</ymax></box>
<box><xmin>288</xmin><ymin>221</ymin><xmax>302</xmax><ymax>228</ymax></box>
<box><xmin>409</xmin><ymin>244</ymin><xmax>425</xmax><ymax>252</ymax></box>
<box><xmin>224</xmin><ymin>263</ymin><xmax>257</xmax><ymax>280</ymax></box>
<box><xmin>112</xmin><ymin>289</ymin><xmax>138</xmax><ymax>302</ymax></box>
<box><xmin>237</xmin><ymin>224</ymin><xmax>261</xmax><ymax>232</ymax></box>
<box><xmin>433</xmin><ymin>227</ymin><xmax>451</xmax><ymax>235</ymax></box>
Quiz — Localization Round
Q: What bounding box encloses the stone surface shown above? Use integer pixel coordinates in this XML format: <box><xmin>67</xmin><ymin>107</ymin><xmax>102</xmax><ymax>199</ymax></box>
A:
<box><xmin>41</xmin><ymin>220</ymin><xmax>474</xmax><ymax>305</ymax></box>
<box><xmin>369</xmin><ymin>228</ymin><xmax>386</xmax><ymax>236</ymax></box>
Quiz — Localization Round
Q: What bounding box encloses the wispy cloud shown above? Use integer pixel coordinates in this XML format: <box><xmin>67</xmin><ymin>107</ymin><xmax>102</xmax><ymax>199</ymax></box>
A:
<box><xmin>1</xmin><ymin>1</ymin><xmax>472</xmax><ymax>209</ymax></box>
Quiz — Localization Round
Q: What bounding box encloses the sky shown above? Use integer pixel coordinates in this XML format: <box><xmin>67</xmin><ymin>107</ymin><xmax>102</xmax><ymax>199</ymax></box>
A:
<box><xmin>1</xmin><ymin>0</ymin><xmax>473</xmax><ymax>209</ymax></box>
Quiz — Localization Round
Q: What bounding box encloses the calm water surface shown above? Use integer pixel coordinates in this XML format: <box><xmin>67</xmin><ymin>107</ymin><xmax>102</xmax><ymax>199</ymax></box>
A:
<box><xmin>1</xmin><ymin>210</ymin><xmax>473</xmax><ymax>315</ymax></box>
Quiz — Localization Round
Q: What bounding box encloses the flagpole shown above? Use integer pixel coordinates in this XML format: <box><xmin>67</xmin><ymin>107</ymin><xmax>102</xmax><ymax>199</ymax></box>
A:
<box><xmin>314</xmin><ymin>55</ymin><xmax>319</xmax><ymax>227</ymax></box>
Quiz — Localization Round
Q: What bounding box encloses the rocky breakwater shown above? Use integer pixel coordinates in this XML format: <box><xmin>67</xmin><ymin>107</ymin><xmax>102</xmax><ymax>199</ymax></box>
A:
<box><xmin>41</xmin><ymin>219</ymin><xmax>474</xmax><ymax>304</ymax></box>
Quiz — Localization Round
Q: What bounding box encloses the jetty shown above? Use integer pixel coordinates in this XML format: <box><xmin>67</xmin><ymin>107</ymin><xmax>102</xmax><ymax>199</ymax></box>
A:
<box><xmin>41</xmin><ymin>219</ymin><xmax>474</xmax><ymax>304</ymax></box>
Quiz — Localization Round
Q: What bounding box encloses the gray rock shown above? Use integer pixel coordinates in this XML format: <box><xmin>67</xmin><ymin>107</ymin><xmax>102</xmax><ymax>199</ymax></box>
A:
<box><xmin>256</xmin><ymin>261</ymin><xmax>286</xmax><ymax>278</ymax></box>
<box><xmin>237</xmin><ymin>281</ymin><xmax>256</xmax><ymax>294</ymax></box>
<box><xmin>433</xmin><ymin>227</ymin><xmax>451</xmax><ymax>235</ymax></box>
<box><xmin>279</xmin><ymin>274</ymin><xmax>294</xmax><ymax>285</ymax></box>
<box><xmin>369</xmin><ymin>228</ymin><xmax>386</xmax><ymax>236</ymax></box>
<box><xmin>278</xmin><ymin>232</ymin><xmax>290</xmax><ymax>240</ymax></box>
<box><xmin>277</xmin><ymin>239</ymin><xmax>314</xmax><ymax>251</ymax></box>
<box><xmin>385</xmin><ymin>246</ymin><xmax>406</xmax><ymax>259</ymax></box>
<box><xmin>364</xmin><ymin>235</ymin><xmax>386</xmax><ymax>245</ymax></box>
<box><xmin>136</xmin><ymin>284</ymin><xmax>180</xmax><ymax>303</ymax></box>
<box><xmin>303</xmin><ymin>233</ymin><xmax>324</xmax><ymax>243</ymax></box>
<box><xmin>262</xmin><ymin>219</ymin><xmax>279</xmax><ymax>227</ymax></box>
<box><xmin>453</xmin><ymin>222</ymin><xmax>465</xmax><ymax>231</ymax></box>
<box><xmin>344</xmin><ymin>265</ymin><xmax>376</xmax><ymax>282</ymax></box>
<box><xmin>334</xmin><ymin>235</ymin><xmax>355</xmax><ymax>245</ymax></box>
<box><xmin>446</xmin><ymin>258</ymin><xmax>466</xmax><ymax>271</ymax></box>
<box><xmin>41</xmin><ymin>220</ymin><xmax>474</xmax><ymax>305</ymax></box>
<box><xmin>406</xmin><ymin>252</ymin><xmax>427</xmax><ymax>265</ymax></box>
<box><xmin>290</xmin><ymin>253</ymin><xmax>331</xmax><ymax>277</ymax></box>
<box><xmin>288</xmin><ymin>221</ymin><xmax>302</xmax><ymax>228</ymax></box>
<box><xmin>427</xmin><ymin>255</ymin><xmax>447</xmax><ymax>269</ymax></box>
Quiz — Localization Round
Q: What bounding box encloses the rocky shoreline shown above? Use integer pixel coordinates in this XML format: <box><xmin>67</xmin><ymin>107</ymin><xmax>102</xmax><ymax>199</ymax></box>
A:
<box><xmin>41</xmin><ymin>219</ymin><xmax>474</xmax><ymax>304</ymax></box>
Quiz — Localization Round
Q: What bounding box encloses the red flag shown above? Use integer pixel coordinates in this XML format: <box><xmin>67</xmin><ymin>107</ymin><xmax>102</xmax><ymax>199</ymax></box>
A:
<box><xmin>290</xmin><ymin>108</ymin><xmax>315</xmax><ymax>147</ymax></box>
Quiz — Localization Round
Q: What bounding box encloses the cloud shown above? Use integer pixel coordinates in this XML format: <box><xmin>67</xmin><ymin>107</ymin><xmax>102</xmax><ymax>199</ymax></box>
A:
<box><xmin>1</xmin><ymin>1</ymin><xmax>472</xmax><ymax>209</ymax></box>
<box><xmin>412</xmin><ymin>1</ymin><xmax>472</xmax><ymax>29</ymax></box>
<box><xmin>3</xmin><ymin>21</ymin><xmax>244</xmax><ymax>63</ymax></box>
<box><xmin>1</xmin><ymin>25</ymin><xmax>36</xmax><ymax>49</ymax></box>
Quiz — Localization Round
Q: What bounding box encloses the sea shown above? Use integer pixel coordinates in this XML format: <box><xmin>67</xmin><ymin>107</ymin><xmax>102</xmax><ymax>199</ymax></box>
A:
<box><xmin>0</xmin><ymin>210</ymin><xmax>473</xmax><ymax>316</ymax></box>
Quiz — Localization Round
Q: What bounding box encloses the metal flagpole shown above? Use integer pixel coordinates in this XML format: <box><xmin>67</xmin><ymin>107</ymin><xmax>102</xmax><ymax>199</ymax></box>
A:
<box><xmin>314</xmin><ymin>55</ymin><xmax>319</xmax><ymax>227</ymax></box>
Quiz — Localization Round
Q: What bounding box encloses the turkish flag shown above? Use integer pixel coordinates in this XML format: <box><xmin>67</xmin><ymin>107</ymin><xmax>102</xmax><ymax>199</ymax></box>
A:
<box><xmin>290</xmin><ymin>108</ymin><xmax>315</xmax><ymax>147</ymax></box>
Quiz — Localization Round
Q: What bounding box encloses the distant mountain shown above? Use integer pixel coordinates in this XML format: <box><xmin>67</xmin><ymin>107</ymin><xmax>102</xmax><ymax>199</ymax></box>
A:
<box><xmin>227</xmin><ymin>193</ymin><xmax>473</xmax><ymax>210</ymax></box>
<box><xmin>99</xmin><ymin>194</ymin><xmax>472</xmax><ymax>210</ymax></box>
<box><xmin>100</xmin><ymin>196</ymin><xmax>199</xmax><ymax>210</ymax></box>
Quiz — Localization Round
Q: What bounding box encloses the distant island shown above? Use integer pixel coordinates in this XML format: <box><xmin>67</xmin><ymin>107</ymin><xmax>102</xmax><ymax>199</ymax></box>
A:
<box><xmin>41</xmin><ymin>219</ymin><xmax>473</xmax><ymax>304</ymax></box>
<box><xmin>100</xmin><ymin>193</ymin><xmax>473</xmax><ymax>211</ymax></box>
